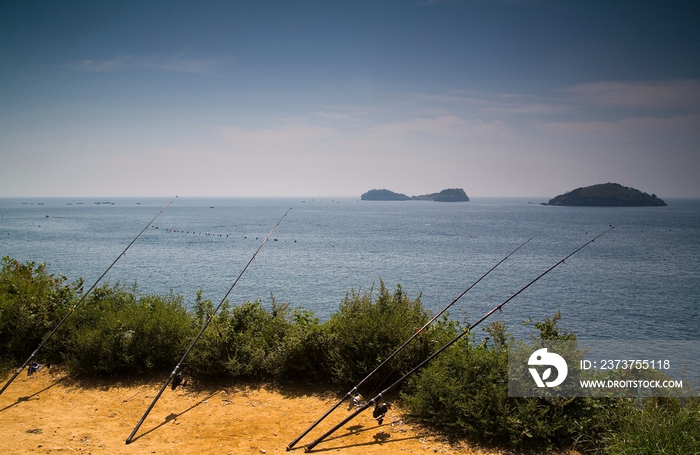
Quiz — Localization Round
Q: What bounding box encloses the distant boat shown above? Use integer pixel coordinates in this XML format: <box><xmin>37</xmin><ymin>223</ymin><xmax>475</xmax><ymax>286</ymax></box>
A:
<box><xmin>95</xmin><ymin>202</ymin><xmax>101</xmax><ymax>204</ymax></box>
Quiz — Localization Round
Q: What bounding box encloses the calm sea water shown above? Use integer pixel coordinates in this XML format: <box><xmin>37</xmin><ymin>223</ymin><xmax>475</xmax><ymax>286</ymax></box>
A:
<box><xmin>1</xmin><ymin>197</ymin><xmax>699</xmax><ymax>345</ymax></box>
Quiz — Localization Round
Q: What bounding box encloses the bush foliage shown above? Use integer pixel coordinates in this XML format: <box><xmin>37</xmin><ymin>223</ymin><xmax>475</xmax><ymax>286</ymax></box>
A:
<box><xmin>1</xmin><ymin>257</ymin><xmax>698</xmax><ymax>454</ymax></box>
<box><xmin>323</xmin><ymin>281</ymin><xmax>444</xmax><ymax>387</ymax></box>
<box><xmin>0</xmin><ymin>257</ymin><xmax>78</xmax><ymax>367</ymax></box>
<box><xmin>59</xmin><ymin>284</ymin><xmax>193</xmax><ymax>375</ymax></box>
<box><xmin>402</xmin><ymin>313</ymin><xmax>615</xmax><ymax>451</ymax></box>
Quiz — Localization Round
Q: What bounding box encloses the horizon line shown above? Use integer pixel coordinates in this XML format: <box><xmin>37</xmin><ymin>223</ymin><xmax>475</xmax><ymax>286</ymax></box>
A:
<box><xmin>1</xmin><ymin>195</ymin><xmax>697</xmax><ymax>200</ymax></box>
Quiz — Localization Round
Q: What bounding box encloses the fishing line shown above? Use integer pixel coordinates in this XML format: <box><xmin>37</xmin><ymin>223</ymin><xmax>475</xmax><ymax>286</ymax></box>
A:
<box><xmin>303</xmin><ymin>226</ymin><xmax>613</xmax><ymax>452</ymax></box>
<box><xmin>0</xmin><ymin>196</ymin><xmax>178</xmax><ymax>397</ymax></box>
<box><xmin>125</xmin><ymin>208</ymin><xmax>291</xmax><ymax>444</ymax></box>
<box><xmin>287</xmin><ymin>236</ymin><xmax>533</xmax><ymax>450</ymax></box>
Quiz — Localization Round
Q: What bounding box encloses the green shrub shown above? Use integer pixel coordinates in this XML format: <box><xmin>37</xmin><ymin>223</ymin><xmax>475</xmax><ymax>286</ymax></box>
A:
<box><xmin>0</xmin><ymin>257</ymin><xmax>78</xmax><ymax>368</ymax></box>
<box><xmin>183</xmin><ymin>291</ymin><xmax>233</xmax><ymax>378</ymax></box>
<box><xmin>215</xmin><ymin>298</ymin><xmax>285</xmax><ymax>378</ymax></box>
<box><xmin>187</xmin><ymin>293</ymin><xmax>326</xmax><ymax>381</ymax></box>
<box><xmin>269</xmin><ymin>307</ymin><xmax>329</xmax><ymax>382</ymax></box>
<box><xmin>323</xmin><ymin>280</ymin><xmax>443</xmax><ymax>388</ymax></box>
<box><xmin>602</xmin><ymin>397</ymin><xmax>700</xmax><ymax>455</ymax></box>
<box><xmin>60</xmin><ymin>284</ymin><xmax>193</xmax><ymax>376</ymax></box>
<box><xmin>402</xmin><ymin>313</ymin><xmax>617</xmax><ymax>451</ymax></box>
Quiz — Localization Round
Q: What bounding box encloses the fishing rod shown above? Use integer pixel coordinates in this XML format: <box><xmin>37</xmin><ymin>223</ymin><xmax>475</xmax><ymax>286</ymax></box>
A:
<box><xmin>286</xmin><ymin>237</ymin><xmax>533</xmax><ymax>450</ymax></box>
<box><xmin>304</xmin><ymin>226</ymin><xmax>614</xmax><ymax>452</ymax></box>
<box><xmin>125</xmin><ymin>208</ymin><xmax>291</xmax><ymax>444</ymax></box>
<box><xmin>0</xmin><ymin>196</ymin><xmax>178</xmax><ymax>397</ymax></box>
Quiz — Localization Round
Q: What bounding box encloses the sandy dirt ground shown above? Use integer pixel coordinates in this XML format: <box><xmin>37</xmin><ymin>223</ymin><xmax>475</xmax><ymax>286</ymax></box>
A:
<box><xmin>0</xmin><ymin>368</ymin><xmax>506</xmax><ymax>455</ymax></box>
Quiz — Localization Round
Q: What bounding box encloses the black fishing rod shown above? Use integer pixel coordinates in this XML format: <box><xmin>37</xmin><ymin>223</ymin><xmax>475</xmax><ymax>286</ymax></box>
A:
<box><xmin>0</xmin><ymin>196</ymin><xmax>178</xmax><ymax>397</ymax></box>
<box><xmin>304</xmin><ymin>226</ymin><xmax>613</xmax><ymax>452</ymax></box>
<box><xmin>286</xmin><ymin>237</ymin><xmax>533</xmax><ymax>450</ymax></box>
<box><xmin>125</xmin><ymin>208</ymin><xmax>291</xmax><ymax>444</ymax></box>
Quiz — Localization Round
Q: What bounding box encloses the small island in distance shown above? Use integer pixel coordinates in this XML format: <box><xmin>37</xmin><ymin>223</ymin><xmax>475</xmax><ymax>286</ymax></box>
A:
<box><xmin>361</xmin><ymin>188</ymin><xmax>469</xmax><ymax>202</ymax></box>
<box><xmin>547</xmin><ymin>183</ymin><xmax>667</xmax><ymax>206</ymax></box>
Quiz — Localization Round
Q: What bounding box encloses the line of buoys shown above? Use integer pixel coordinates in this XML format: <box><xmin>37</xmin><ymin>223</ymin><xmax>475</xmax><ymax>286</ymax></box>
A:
<box><xmin>149</xmin><ymin>226</ymin><xmax>297</xmax><ymax>242</ymax></box>
<box><xmin>150</xmin><ymin>226</ymin><xmax>232</xmax><ymax>238</ymax></box>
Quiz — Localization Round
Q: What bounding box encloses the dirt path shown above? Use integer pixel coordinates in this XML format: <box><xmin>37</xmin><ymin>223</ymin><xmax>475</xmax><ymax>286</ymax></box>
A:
<box><xmin>1</xmin><ymin>369</ymin><xmax>499</xmax><ymax>455</ymax></box>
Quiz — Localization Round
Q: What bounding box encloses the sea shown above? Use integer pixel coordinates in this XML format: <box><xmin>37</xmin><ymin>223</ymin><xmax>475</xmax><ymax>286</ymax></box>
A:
<box><xmin>1</xmin><ymin>196</ymin><xmax>699</xmax><ymax>347</ymax></box>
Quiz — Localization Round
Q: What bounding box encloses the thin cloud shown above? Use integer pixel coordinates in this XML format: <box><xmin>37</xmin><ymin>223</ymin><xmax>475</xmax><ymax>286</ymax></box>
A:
<box><xmin>536</xmin><ymin>113</ymin><xmax>700</xmax><ymax>137</ymax></box>
<box><xmin>412</xmin><ymin>80</ymin><xmax>700</xmax><ymax>118</ymax></box>
<box><xmin>141</xmin><ymin>54</ymin><xmax>225</xmax><ymax>75</ymax></box>
<box><xmin>217</xmin><ymin>123</ymin><xmax>339</xmax><ymax>155</ymax></box>
<box><xmin>210</xmin><ymin>114</ymin><xmax>509</xmax><ymax>163</ymax></box>
<box><xmin>73</xmin><ymin>53</ymin><xmax>226</xmax><ymax>75</ymax></box>
<box><xmin>315</xmin><ymin>111</ymin><xmax>374</xmax><ymax>122</ymax></box>
<box><xmin>483</xmin><ymin>103</ymin><xmax>567</xmax><ymax>114</ymax></box>
<box><xmin>78</xmin><ymin>55</ymin><xmax>134</xmax><ymax>72</ymax></box>
<box><xmin>372</xmin><ymin>115</ymin><xmax>510</xmax><ymax>138</ymax></box>
<box><xmin>407</xmin><ymin>90</ymin><xmax>567</xmax><ymax>115</ymax></box>
<box><xmin>562</xmin><ymin>79</ymin><xmax>700</xmax><ymax>109</ymax></box>
<box><xmin>316</xmin><ymin>112</ymin><xmax>355</xmax><ymax>120</ymax></box>
<box><xmin>409</xmin><ymin>90</ymin><xmax>498</xmax><ymax>106</ymax></box>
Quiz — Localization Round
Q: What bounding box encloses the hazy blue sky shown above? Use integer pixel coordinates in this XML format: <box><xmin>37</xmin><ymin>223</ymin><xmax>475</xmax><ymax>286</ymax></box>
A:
<box><xmin>1</xmin><ymin>0</ymin><xmax>698</xmax><ymax>198</ymax></box>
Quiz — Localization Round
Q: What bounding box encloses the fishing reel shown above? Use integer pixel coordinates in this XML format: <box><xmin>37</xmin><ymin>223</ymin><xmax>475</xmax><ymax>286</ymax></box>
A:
<box><xmin>27</xmin><ymin>362</ymin><xmax>46</xmax><ymax>376</ymax></box>
<box><xmin>347</xmin><ymin>392</ymin><xmax>364</xmax><ymax>410</ymax></box>
<box><xmin>171</xmin><ymin>366</ymin><xmax>190</xmax><ymax>390</ymax></box>
<box><xmin>171</xmin><ymin>372</ymin><xmax>184</xmax><ymax>390</ymax></box>
<box><xmin>373</xmin><ymin>401</ymin><xmax>389</xmax><ymax>425</ymax></box>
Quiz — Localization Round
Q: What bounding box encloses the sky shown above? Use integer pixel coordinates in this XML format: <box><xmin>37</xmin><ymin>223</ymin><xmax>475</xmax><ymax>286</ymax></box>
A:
<box><xmin>1</xmin><ymin>0</ymin><xmax>698</xmax><ymax>198</ymax></box>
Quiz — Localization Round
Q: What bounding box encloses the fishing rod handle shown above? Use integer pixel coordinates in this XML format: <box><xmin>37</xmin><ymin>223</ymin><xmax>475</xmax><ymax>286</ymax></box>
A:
<box><xmin>0</xmin><ymin>367</ymin><xmax>24</xmax><ymax>396</ymax></box>
<box><xmin>125</xmin><ymin>369</ymin><xmax>176</xmax><ymax>444</ymax></box>
<box><xmin>286</xmin><ymin>391</ymin><xmax>352</xmax><ymax>450</ymax></box>
<box><xmin>304</xmin><ymin>398</ymin><xmax>375</xmax><ymax>452</ymax></box>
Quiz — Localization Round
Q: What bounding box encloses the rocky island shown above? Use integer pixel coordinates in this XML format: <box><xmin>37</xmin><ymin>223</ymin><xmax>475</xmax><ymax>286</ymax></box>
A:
<box><xmin>547</xmin><ymin>183</ymin><xmax>667</xmax><ymax>206</ymax></box>
<box><xmin>412</xmin><ymin>188</ymin><xmax>470</xmax><ymax>202</ymax></box>
<box><xmin>361</xmin><ymin>189</ymin><xmax>412</xmax><ymax>201</ymax></box>
<box><xmin>361</xmin><ymin>188</ymin><xmax>469</xmax><ymax>202</ymax></box>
